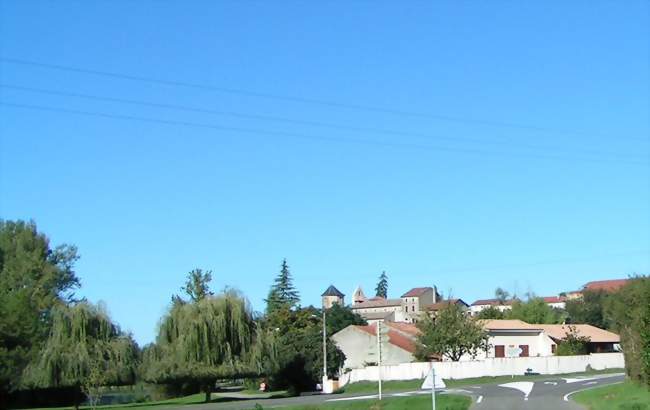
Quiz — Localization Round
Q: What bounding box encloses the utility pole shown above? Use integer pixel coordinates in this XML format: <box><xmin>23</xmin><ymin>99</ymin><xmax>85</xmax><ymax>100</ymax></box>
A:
<box><xmin>322</xmin><ymin>308</ymin><xmax>327</xmax><ymax>388</ymax></box>
<box><xmin>377</xmin><ymin>321</ymin><xmax>383</xmax><ymax>400</ymax></box>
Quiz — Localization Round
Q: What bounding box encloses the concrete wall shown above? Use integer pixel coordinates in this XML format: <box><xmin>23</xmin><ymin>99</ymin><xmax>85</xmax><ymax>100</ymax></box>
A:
<box><xmin>338</xmin><ymin>353</ymin><xmax>624</xmax><ymax>386</ymax></box>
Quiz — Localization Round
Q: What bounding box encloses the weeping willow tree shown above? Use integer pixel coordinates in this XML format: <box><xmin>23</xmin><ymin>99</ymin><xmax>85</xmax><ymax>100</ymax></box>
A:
<box><xmin>21</xmin><ymin>302</ymin><xmax>138</xmax><ymax>408</ymax></box>
<box><xmin>143</xmin><ymin>290</ymin><xmax>275</xmax><ymax>402</ymax></box>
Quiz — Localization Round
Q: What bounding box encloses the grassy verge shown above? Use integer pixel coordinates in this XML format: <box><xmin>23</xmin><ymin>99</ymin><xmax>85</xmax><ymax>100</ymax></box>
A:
<box><xmin>255</xmin><ymin>394</ymin><xmax>471</xmax><ymax>410</ymax></box>
<box><xmin>336</xmin><ymin>367</ymin><xmax>625</xmax><ymax>395</ymax></box>
<box><xmin>21</xmin><ymin>390</ymin><xmax>289</xmax><ymax>410</ymax></box>
<box><xmin>572</xmin><ymin>380</ymin><xmax>650</xmax><ymax>410</ymax></box>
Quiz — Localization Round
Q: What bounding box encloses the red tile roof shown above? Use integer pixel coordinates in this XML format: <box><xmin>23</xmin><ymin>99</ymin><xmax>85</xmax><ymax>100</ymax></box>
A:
<box><xmin>583</xmin><ymin>279</ymin><xmax>629</xmax><ymax>292</ymax></box>
<box><xmin>536</xmin><ymin>324</ymin><xmax>620</xmax><ymax>343</ymax></box>
<box><xmin>471</xmin><ymin>298</ymin><xmax>516</xmax><ymax>306</ymax></box>
<box><xmin>542</xmin><ymin>296</ymin><xmax>566</xmax><ymax>303</ymax></box>
<box><xmin>385</xmin><ymin>322</ymin><xmax>420</xmax><ymax>337</ymax></box>
<box><xmin>352</xmin><ymin>298</ymin><xmax>402</xmax><ymax>309</ymax></box>
<box><xmin>425</xmin><ymin>299</ymin><xmax>469</xmax><ymax>311</ymax></box>
<box><xmin>356</xmin><ymin>324</ymin><xmax>418</xmax><ymax>353</ymax></box>
<box><xmin>401</xmin><ymin>287</ymin><xmax>432</xmax><ymax>297</ymax></box>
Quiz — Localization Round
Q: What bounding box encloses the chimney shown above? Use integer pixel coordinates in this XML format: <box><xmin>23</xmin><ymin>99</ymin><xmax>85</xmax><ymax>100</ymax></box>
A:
<box><xmin>433</xmin><ymin>285</ymin><xmax>438</xmax><ymax>303</ymax></box>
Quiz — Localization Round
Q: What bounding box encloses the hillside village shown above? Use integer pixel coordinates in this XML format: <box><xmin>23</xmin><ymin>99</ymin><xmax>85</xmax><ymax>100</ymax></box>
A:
<box><xmin>320</xmin><ymin>278</ymin><xmax>628</xmax><ymax>371</ymax></box>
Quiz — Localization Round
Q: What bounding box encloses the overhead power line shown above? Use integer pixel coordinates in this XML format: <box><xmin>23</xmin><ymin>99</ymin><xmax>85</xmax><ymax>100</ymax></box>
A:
<box><xmin>1</xmin><ymin>83</ymin><xmax>646</xmax><ymax>161</ymax></box>
<box><xmin>1</xmin><ymin>56</ymin><xmax>645</xmax><ymax>141</ymax></box>
<box><xmin>1</xmin><ymin>101</ymin><xmax>648</xmax><ymax>166</ymax></box>
<box><xmin>426</xmin><ymin>249</ymin><xmax>650</xmax><ymax>275</ymax></box>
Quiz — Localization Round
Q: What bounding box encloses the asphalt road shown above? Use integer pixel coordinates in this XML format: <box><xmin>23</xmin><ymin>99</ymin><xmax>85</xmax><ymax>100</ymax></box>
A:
<box><xmin>465</xmin><ymin>372</ymin><xmax>625</xmax><ymax>409</ymax></box>
<box><xmin>154</xmin><ymin>372</ymin><xmax>626</xmax><ymax>410</ymax></box>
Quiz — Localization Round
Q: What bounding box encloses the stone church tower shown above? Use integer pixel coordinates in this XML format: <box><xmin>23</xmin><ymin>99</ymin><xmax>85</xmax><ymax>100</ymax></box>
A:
<box><xmin>321</xmin><ymin>285</ymin><xmax>345</xmax><ymax>309</ymax></box>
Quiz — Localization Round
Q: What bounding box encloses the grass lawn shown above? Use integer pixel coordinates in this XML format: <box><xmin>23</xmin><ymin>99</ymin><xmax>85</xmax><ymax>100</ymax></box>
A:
<box><xmin>259</xmin><ymin>394</ymin><xmax>471</xmax><ymax>410</ymax></box>
<box><xmin>336</xmin><ymin>367</ymin><xmax>625</xmax><ymax>395</ymax></box>
<box><xmin>572</xmin><ymin>380</ymin><xmax>650</xmax><ymax>410</ymax></box>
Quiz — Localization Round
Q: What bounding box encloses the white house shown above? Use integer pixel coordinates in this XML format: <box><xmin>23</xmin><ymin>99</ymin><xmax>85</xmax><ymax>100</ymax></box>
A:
<box><xmin>478</xmin><ymin>319</ymin><xmax>553</xmax><ymax>359</ymax></box>
<box><xmin>541</xmin><ymin>296</ymin><xmax>567</xmax><ymax>310</ymax></box>
<box><xmin>469</xmin><ymin>299</ymin><xmax>515</xmax><ymax>316</ymax></box>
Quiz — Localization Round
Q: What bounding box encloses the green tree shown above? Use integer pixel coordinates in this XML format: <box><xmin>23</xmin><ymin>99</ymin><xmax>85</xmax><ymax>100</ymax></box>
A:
<box><xmin>375</xmin><ymin>271</ymin><xmax>388</xmax><ymax>298</ymax></box>
<box><xmin>476</xmin><ymin>305</ymin><xmax>506</xmax><ymax>320</ymax></box>
<box><xmin>325</xmin><ymin>303</ymin><xmax>367</xmax><ymax>335</ymax></box>
<box><xmin>507</xmin><ymin>298</ymin><xmax>565</xmax><ymax>324</ymax></box>
<box><xmin>21</xmin><ymin>302</ymin><xmax>138</xmax><ymax>408</ymax></box>
<box><xmin>143</xmin><ymin>291</ymin><xmax>262</xmax><ymax>402</ymax></box>
<box><xmin>494</xmin><ymin>287</ymin><xmax>510</xmax><ymax>303</ymax></box>
<box><xmin>267</xmin><ymin>306</ymin><xmax>345</xmax><ymax>394</ymax></box>
<box><xmin>0</xmin><ymin>220</ymin><xmax>81</xmax><ymax>394</ymax></box>
<box><xmin>605</xmin><ymin>276</ymin><xmax>650</xmax><ymax>387</ymax></box>
<box><xmin>415</xmin><ymin>303</ymin><xmax>490</xmax><ymax>361</ymax></box>
<box><xmin>181</xmin><ymin>268</ymin><xmax>213</xmax><ymax>302</ymax></box>
<box><xmin>555</xmin><ymin>325</ymin><xmax>591</xmax><ymax>356</ymax></box>
<box><xmin>265</xmin><ymin>259</ymin><xmax>300</xmax><ymax>314</ymax></box>
<box><xmin>565</xmin><ymin>290</ymin><xmax>609</xmax><ymax>329</ymax></box>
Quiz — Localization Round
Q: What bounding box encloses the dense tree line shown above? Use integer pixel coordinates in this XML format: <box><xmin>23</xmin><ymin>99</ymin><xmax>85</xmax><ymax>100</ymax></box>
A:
<box><xmin>0</xmin><ymin>221</ymin><xmax>367</xmax><ymax>407</ymax></box>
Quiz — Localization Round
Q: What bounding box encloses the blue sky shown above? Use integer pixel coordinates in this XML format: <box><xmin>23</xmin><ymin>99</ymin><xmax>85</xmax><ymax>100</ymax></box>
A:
<box><xmin>1</xmin><ymin>1</ymin><xmax>648</xmax><ymax>345</ymax></box>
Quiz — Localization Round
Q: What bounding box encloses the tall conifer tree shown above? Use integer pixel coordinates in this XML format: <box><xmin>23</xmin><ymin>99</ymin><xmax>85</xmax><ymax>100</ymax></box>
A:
<box><xmin>375</xmin><ymin>271</ymin><xmax>388</xmax><ymax>298</ymax></box>
<box><xmin>265</xmin><ymin>259</ymin><xmax>300</xmax><ymax>313</ymax></box>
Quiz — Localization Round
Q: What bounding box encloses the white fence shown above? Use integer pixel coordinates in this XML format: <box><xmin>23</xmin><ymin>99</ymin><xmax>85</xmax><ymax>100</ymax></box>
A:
<box><xmin>338</xmin><ymin>353</ymin><xmax>624</xmax><ymax>387</ymax></box>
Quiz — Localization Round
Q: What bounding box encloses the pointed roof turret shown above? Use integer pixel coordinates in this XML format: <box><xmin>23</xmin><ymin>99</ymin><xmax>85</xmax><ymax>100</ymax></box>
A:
<box><xmin>321</xmin><ymin>285</ymin><xmax>345</xmax><ymax>298</ymax></box>
<box><xmin>352</xmin><ymin>285</ymin><xmax>367</xmax><ymax>305</ymax></box>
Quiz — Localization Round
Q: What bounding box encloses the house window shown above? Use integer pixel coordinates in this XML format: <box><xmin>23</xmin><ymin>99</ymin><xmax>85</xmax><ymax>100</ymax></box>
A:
<box><xmin>412</xmin><ymin>306</ymin><xmax>415</xmax><ymax>312</ymax></box>
<box><xmin>552</xmin><ymin>344</ymin><xmax>556</xmax><ymax>354</ymax></box>
<box><xmin>495</xmin><ymin>345</ymin><xmax>505</xmax><ymax>358</ymax></box>
<box><xmin>519</xmin><ymin>345</ymin><xmax>529</xmax><ymax>357</ymax></box>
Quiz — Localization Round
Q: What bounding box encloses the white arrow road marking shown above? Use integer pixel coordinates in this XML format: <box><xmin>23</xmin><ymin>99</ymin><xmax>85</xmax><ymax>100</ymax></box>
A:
<box><xmin>564</xmin><ymin>381</ymin><xmax>624</xmax><ymax>401</ymax></box>
<box><xmin>499</xmin><ymin>382</ymin><xmax>534</xmax><ymax>401</ymax></box>
<box><xmin>476</xmin><ymin>395</ymin><xmax>483</xmax><ymax>404</ymax></box>
<box><xmin>544</xmin><ymin>381</ymin><xmax>558</xmax><ymax>386</ymax></box>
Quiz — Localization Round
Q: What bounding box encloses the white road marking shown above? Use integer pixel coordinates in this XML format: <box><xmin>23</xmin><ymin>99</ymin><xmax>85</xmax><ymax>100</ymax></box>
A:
<box><xmin>469</xmin><ymin>386</ymin><xmax>482</xmax><ymax>389</ymax></box>
<box><xmin>544</xmin><ymin>381</ymin><xmax>558</xmax><ymax>385</ymax></box>
<box><xmin>564</xmin><ymin>372</ymin><xmax>625</xmax><ymax>384</ymax></box>
<box><xmin>564</xmin><ymin>381</ymin><xmax>624</xmax><ymax>401</ymax></box>
<box><xmin>583</xmin><ymin>381</ymin><xmax>598</xmax><ymax>385</ymax></box>
<box><xmin>476</xmin><ymin>395</ymin><xmax>483</xmax><ymax>404</ymax></box>
<box><xmin>499</xmin><ymin>381</ymin><xmax>534</xmax><ymax>400</ymax></box>
<box><xmin>327</xmin><ymin>394</ymin><xmax>377</xmax><ymax>402</ymax></box>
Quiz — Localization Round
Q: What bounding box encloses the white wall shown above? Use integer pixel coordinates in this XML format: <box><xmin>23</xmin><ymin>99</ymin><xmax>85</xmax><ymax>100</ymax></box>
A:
<box><xmin>338</xmin><ymin>353</ymin><xmax>625</xmax><ymax>386</ymax></box>
<box><xmin>332</xmin><ymin>327</ymin><xmax>413</xmax><ymax>370</ymax></box>
<box><xmin>473</xmin><ymin>331</ymin><xmax>554</xmax><ymax>360</ymax></box>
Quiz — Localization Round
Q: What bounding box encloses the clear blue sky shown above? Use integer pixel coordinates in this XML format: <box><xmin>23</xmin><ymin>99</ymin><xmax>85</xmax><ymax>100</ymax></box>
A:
<box><xmin>1</xmin><ymin>1</ymin><xmax>648</xmax><ymax>346</ymax></box>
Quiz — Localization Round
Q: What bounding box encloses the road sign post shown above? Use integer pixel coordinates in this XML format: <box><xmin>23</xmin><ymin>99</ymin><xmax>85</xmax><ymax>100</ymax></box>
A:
<box><xmin>505</xmin><ymin>345</ymin><xmax>523</xmax><ymax>378</ymax></box>
<box><xmin>430</xmin><ymin>367</ymin><xmax>436</xmax><ymax>410</ymax></box>
<box><xmin>421</xmin><ymin>364</ymin><xmax>446</xmax><ymax>409</ymax></box>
